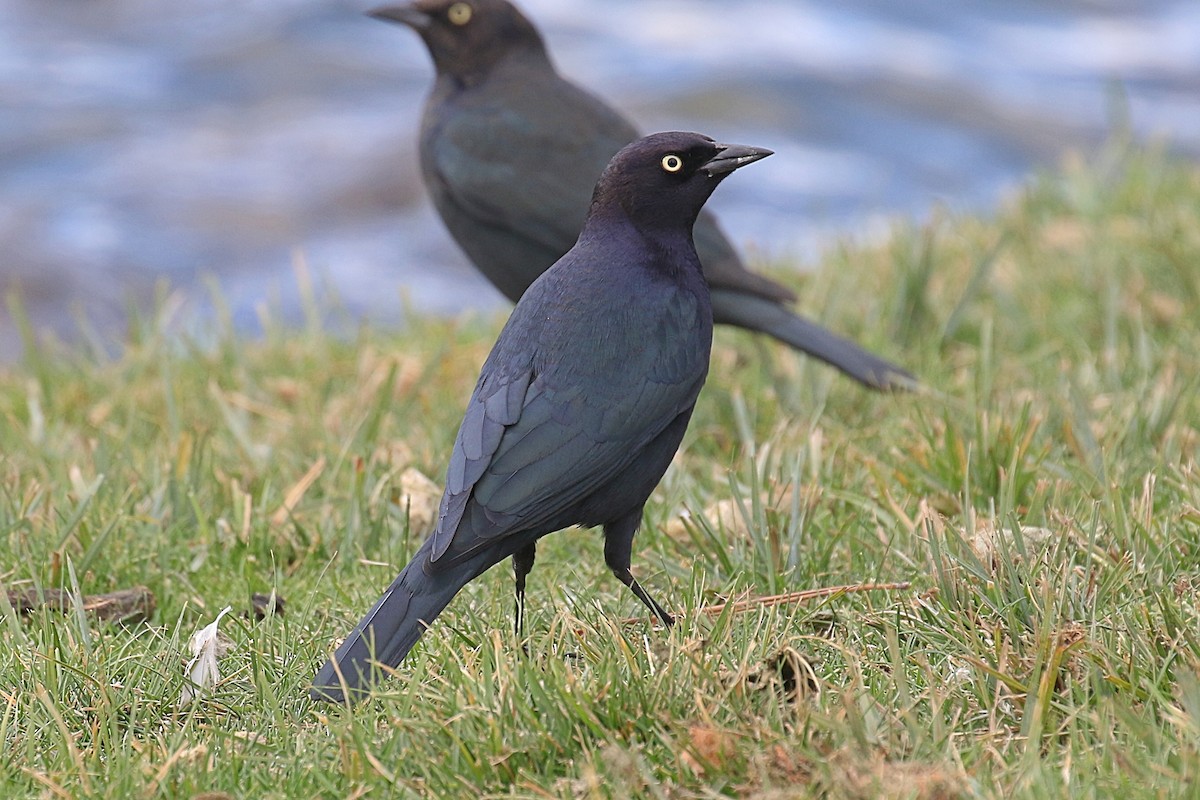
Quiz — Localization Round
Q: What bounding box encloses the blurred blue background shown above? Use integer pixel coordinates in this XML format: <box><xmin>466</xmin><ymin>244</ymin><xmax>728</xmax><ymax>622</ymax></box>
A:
<box><xmin>2</xmin><ymin>0</ymin><xmax>1198</xmax><ymax>359</ymax></box>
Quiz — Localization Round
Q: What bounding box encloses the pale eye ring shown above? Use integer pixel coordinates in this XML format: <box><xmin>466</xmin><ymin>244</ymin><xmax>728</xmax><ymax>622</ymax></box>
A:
<box><xmin>447</xmin><ymin>2</ymin><xmax>472</xmax><ymax>25</ymax></box>
<box><xmin>661</xmin><ymin>154</ymin><xmax>683</xmax><ymax>173</ymax></box>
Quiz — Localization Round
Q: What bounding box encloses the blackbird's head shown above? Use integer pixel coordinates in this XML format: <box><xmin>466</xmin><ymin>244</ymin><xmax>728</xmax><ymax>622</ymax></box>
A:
<box><xmin>587</xmin><ymin>132</ymin><xmax>773</xmax><ymax>234</ymax></box>
<box><xmin>369</xmin><ymin>0</ymin><xmax>546</xmax><ymax>83</ymax></box>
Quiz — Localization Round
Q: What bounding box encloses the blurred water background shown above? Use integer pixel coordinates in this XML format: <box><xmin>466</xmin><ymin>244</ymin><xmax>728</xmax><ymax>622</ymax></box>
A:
<box><xmin>2</xmin><ymin>0</ymin><xmax>1198</xmax><ymax>360</ymax></box>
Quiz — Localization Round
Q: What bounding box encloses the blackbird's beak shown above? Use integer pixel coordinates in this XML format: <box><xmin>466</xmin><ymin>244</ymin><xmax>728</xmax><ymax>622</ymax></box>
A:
<box><xmin>700</xmin><ymin>143</ymin><xmax>774</xmax><ymax>177</ymax></box>
<box><xmin>367</xmin><ymin>4</ymin><xmax>431</xmax><ymax>31</ymax></box>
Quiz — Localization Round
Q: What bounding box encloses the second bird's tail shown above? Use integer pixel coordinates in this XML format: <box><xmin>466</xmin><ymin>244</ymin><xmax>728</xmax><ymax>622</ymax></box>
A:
<box><xmin>310</xmin><ymin>543</ymin><xmax>475</xmax><ymax>704</ymax></box>
<box><xmin>710</xmin><ymin>289</ymin><xmax>916</xmax><ymax>391</ymax></box>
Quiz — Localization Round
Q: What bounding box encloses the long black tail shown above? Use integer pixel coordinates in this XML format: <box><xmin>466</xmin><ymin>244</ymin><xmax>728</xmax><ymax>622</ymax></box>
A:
<box><xmin>310</xmin><ymin>541</ymin><xmax>478</xmax><ymax>704</ymax></box>
<box><xmin>710</xmin><ymin>289</ymin><xmax>916</xmax><ymax>391</ymax></box>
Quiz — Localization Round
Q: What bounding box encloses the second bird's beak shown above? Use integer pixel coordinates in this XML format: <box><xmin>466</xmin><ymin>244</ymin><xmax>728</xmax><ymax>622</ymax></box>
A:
<box><xmin>368</xmin><ymin>3</ymin><xmax>431</xmax><ymax>31</ymax></box>
<box><xmin>700</xmin><ymin>144</ymin><xmax>774</xmax><ymax>177</ymax></box>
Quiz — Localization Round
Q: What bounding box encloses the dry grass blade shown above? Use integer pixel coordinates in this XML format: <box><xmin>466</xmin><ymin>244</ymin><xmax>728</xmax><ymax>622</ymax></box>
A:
<box><xmin>270</xmin><ymin>456</ymin><xmax>326</xmax><ymax>526</ymax></box>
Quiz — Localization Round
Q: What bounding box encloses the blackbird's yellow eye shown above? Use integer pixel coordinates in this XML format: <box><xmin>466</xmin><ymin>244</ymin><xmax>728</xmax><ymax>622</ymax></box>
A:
<box><xmin>661</xmin><ymin>154</ymin><xmax>683</xmax><ymax>173</ymax></box>
<box><xmin>447</xmin><ymin>2</ymin><xmax>472</xmax><ymax>25</ymax></box>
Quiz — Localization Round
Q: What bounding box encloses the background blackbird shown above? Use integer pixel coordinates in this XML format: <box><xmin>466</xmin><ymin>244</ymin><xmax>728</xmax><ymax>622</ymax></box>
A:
<box><xmin>370</xmin><ymin>0</ymin><xmax>913</xmax><ymax>391</ymax></box>
<box><xmin>311</xmin><ymin>131</ymin><xmax>771</xmax><ymax>703</ymax></box>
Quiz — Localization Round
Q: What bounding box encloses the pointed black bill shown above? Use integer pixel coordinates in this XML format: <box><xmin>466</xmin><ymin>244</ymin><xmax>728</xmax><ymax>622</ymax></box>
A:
<box><xmin>700</xmin><ymin>143</ymin><xmax>774</xmax><ymax>177</ymax></box>
<box><xmin>367</xmin><ymin>3</ymin><xmax>431</xmax><ymax>30</ymax></box>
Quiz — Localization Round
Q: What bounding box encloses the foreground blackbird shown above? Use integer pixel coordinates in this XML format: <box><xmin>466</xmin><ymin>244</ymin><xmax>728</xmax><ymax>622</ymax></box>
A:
<box><xmin>311</xmin><ymin>132</ymin><xmax>771</xmax><ymax>703</ymax></box>
<box><xmin>369</xmin><ymin>0</ymin><xmax>914</xmax><ymax>391</ymax></box>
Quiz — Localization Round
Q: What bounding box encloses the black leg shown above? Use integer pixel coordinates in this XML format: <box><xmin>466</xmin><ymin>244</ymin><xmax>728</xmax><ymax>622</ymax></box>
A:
<box><xmin>513</xmin><ymin>544</ymin><xmax>536</xmax><ymax>636</ymax></box>
<box><xmin>603</xmin><ymin>508</ymin><xmax>675</xmax><ymax>627</ymax></box>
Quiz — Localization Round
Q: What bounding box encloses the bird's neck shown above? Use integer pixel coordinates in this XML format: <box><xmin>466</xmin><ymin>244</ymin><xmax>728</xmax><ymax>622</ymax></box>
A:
<box><xmin>435</xmin><ymin>45</ymin><xmax>555</xmax><ymax>92</ymax></box>
<box><xmin>578</xmin><ymin>209</ymin><xmax>705</xmax><ymax>284</ymax></box>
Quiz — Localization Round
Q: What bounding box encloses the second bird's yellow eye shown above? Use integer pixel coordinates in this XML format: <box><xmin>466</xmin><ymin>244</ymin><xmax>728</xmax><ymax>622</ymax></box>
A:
<box><xmin>661</xmin><ymin>154</ymin><xmax>683</xmax><ymax>173</ymax></box>
<box><xmin>447</xmin><ymin>2</ymin><xmax>473</xmax><ymax>25</ymax></box>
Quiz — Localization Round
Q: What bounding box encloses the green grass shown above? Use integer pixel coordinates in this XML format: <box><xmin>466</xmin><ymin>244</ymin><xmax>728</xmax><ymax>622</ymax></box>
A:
<box><xmin>3</xmin><ymin>140</ymin><xmax>1200</xmax><ymax>798</ymax></box>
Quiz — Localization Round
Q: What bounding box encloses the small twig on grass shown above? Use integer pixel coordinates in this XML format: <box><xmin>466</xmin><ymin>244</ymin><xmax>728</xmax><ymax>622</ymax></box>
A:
<box><xmin>600</xmin><ymin>581</ymin><xmax>913</xmax><ymax>629</ymax></box>
<box><xmin>694</xmin><ymin>581</ymin><xmax>912</xmax><ymax>617</ymax></box>
<box><xmin>5</xmin><ymin>586</ymin><xmax>156</xmax><ymax>624</ymax></box>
